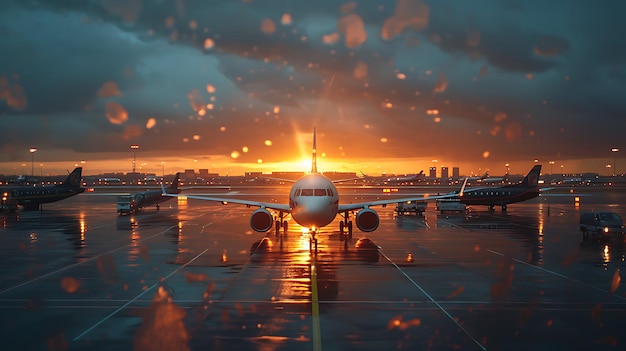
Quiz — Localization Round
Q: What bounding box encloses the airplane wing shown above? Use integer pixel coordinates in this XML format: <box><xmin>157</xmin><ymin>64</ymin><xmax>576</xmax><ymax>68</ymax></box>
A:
<box><xmin>338</xmin><ymin>178</ymin><xmax>467</xmax><ymax>211</ymax></box>
<box><xmin>338</xmin><ymin>192</ymin><xmax>458</xmax><ymax>212</ymax></box>
<box><xmin>162</xmin><ymin>192</ymin><xmax>291</xmax><ymax>212</ymax></box>
<box><xmin>331</xmin><ymin>177</ymin><xmax>365</xmax><ymax>184</ymax></box>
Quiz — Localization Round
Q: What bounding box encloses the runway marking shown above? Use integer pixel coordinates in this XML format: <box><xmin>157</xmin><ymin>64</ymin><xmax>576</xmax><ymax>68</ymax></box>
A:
<box><xmin>0</xmin><ymin>225</ymin><xmax>179</xmax><ymax>295</ymax></box>
<box><xmin>379</xmin><ymin>249</ymin><xmax>487</xmax><ymax>351</ymax></box>
<box><xmin>72</xmin><ymin>248</ymin><xmax>209</xmax><ymax>342</ymax></box>
<box><xmin>487</xmin><ymin>249</ymin><xmax>626</xmax><ymax>301</ymax></box>
<box><xmin>310</xmin><ymin>261</ymin><xmax>322</xmax><ymax>351</ymax></box>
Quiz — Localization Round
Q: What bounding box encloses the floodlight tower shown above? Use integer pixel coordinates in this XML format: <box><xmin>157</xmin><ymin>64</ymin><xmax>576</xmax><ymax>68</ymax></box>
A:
<box><xmin>612</xmin><ymin>148</ymin><xmax>619</xmax><ymax>176</ymax></box>
<box><xmin>29</xmin><ymin>147</ymin><xmax>37</xmax><ymax>177</ymax></box>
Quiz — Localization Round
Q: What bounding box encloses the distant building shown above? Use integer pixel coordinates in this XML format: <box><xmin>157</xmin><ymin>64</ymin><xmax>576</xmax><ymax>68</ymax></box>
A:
<box><xmin>452</xmin><ymin>167</ymin><xmax>460</xmax><ymax>178</ymax></box>
<box><xmin>441</xmin><ymin>166</ymin><xmax>449</xmax><ymax>179</ymax></box>
<box><xmin>429</xmin><ymin>167</ymin><xmax>437</xmax><ymax>178</ymax></box>
<box><xmin>199</xmin><ymin>169</ymin><xmax>219</xmax><ymax>180</ymax></box>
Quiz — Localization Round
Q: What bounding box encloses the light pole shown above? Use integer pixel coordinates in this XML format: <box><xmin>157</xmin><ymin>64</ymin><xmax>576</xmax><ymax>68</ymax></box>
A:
<box><xmin>549</xmin><ymin>161</ymin><xmax>555</xmax><ymax>174</ymax></box>
<box><xmin>130</xmin><ymin>144</ymin><xmax>139</xmax><ymax>173</ymax></box>
<box><xmin>611</xmin><ymin>148</ymin><xmax>619</xmax><ymax>176</ymax></box>
<box><xmin>161</xmin><ymin>162</ymin><xmax>165</xmax><ymax>180</ymax></box>
<box><xmin>29</xmin><ymin>147</ymin><xmax>37</xmax><ymax>177</ymax></box>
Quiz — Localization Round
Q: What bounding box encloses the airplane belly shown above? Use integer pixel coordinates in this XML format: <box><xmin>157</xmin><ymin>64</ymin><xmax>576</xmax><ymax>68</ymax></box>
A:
<box><xmin>291</xmin><ymin>199</ymin><xmax>337</xmax><ymax>228</ymax></box>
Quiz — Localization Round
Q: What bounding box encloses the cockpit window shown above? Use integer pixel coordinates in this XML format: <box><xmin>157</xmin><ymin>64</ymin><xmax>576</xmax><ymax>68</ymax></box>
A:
<box><xmin>299</xmin><ymin>189</ymin><xmax>328</xmax><ymax>196</ymax></box>
<box><xmin>294</xmin><ymin>189</ymin><xmax>301</xmax><ymax>196</ymax></box>
<box><xmin>327</xmin><ymin>188</ymin><xmax>334</xmax><ymax>197</ymax></box>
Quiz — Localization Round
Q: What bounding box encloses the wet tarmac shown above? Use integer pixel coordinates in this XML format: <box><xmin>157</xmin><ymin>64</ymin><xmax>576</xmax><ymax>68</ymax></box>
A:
<box><xmin>1</xmin><ymin>186</ymin><xmax>626</xmax><ymax>351</ymax></box>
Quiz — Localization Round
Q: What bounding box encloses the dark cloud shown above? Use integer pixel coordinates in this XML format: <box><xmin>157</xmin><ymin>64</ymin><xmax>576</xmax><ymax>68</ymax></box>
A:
<box><xmin>0</xmin><ymin>0</ymin><xmax>625</xmax><ymax>175</ymax></box>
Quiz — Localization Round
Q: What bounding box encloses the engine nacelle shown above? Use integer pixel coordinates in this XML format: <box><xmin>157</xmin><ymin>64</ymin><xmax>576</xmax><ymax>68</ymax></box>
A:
<box><xmin>250</xmin><ymin>208</ymin><xmax>274</xmax><ymax>232</ymax></box>
<box><xmin>356</xmin><ymin>208</ymin><xmax>379</xmax><ymax>232</ymax></box>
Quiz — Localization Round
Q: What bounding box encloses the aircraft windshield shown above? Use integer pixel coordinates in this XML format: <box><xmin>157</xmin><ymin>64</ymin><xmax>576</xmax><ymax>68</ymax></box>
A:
<box><xmin>298</xmin><ymin>189</ymin><xmax>328</xmax><ymax>196</ymax></box>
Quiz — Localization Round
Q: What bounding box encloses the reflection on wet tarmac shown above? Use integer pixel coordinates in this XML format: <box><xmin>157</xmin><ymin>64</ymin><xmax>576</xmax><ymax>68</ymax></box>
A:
<box><xmin>436</xmin><ymin>212</ymin><xmax>545</xmax><ymax>265</ymax></box>
<box><xmin>1</xmin><ymin>189</ymin><xmax>626</xmax><ymax>350</ymax></box>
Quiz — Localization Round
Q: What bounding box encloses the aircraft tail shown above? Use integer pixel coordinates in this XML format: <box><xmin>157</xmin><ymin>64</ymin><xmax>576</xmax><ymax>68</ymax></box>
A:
<box><xmin>166</xmin><ymin>173</ymin><xmax>181</xmax><ymax>192</ymax></box>
<box><xmin>519</xmin><ymin>165</ymin><xmax>541</xmax><ymax>187</ymax></box>
<box><xmin>60</xmin><ymin>167</ymin><xmax>83</xmax><ymax>188</ymax></box>
<box><xmin>311</xmin><ymin>127</ymin><xmax>318</xmax><ymax>174</ymax></box>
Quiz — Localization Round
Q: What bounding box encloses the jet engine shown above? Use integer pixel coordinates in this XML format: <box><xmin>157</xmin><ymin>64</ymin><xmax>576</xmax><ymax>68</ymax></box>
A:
<box><xmin>250</xmin><ymin>208</ymin><xmax>274</xmax><ymax>232</ymax></box>
<box><xmin>355</xmin><ymin>208</ymin><xmax>379</xmax><ymax>232</ymax></box>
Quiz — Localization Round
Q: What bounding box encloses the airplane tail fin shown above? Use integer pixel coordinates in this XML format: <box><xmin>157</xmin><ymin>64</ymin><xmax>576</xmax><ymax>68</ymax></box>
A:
<box><xmin>162</xmin><ymin>173</ymin><xmax>181</xmax><ymax>194</ymax></box>
<box><xmin>60</xmin><ymin>167</ymin><xmax>83</xmax><ymax>188</ymax></box>
<box><xmin>311</xmin><ymin>127</ymin><xmax>318</xmax><ymax>174</ymax></box>
<box><xmin>520</xmin><ymin>165</ymin><xmax>541</xmax><ymax>187</ymax></box>
<box><xmin>459</xmin><ymin>177</ymin><xmax>468</xmax><ymax>196</ymax></box>
<box><xmin>166</xmin><ymin>173</ymin><xmax>181</xmax><ymax>192</ymax></box>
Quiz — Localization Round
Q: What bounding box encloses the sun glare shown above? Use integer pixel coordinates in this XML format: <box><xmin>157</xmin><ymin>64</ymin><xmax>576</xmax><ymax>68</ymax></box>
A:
<box><xmin>300</xmin><ymin>159</ymin><xmax>310</xmax><ymax>171</ymax></box>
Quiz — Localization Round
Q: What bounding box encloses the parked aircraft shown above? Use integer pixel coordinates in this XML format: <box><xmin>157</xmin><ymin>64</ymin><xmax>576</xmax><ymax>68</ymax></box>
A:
<box><xmin>1</xmin><ymin>167</ymin><xmax>84</xmax><ymax>211</ymax></box>
<box><xmin>118</xmin><ymin>173</ymin><xmax>181</xmax><ymax>215</ymax></box>
<box><xmin>465</xmin><ymin>171</ymin><xmax>508</xmax><ymax>184</ymax></box>
<box><xmin>457</xmin><ymin>165</ymin><xmax>543</xmax><ymax>211</ymax></box>
<box><xmin>163</xmin><ymin>129</ymin><xmax>460</xmax><ymax>241</ymax></box>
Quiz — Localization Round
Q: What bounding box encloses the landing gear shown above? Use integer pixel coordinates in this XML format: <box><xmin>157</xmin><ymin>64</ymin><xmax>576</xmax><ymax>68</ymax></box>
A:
<box><xmin>309</xmin><ymin>229</ymin><xmax>318</xmax><ymax>254</ymax></box>
<box><xmin>339</xmin><ymin>211</ymin><xmax>353</xmax><ymax>241</ymax></box>
<box><xmin>275</xmin><ymin>211</ymin><xmax>288</xmax><ymax>236</ymax></box>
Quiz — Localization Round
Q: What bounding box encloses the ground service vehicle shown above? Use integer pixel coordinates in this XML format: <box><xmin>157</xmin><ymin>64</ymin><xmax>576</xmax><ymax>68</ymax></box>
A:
<box><xmin>579</xmin><ymin>211</ymin><xmax>625</xmax><ymax>241</ymax></box>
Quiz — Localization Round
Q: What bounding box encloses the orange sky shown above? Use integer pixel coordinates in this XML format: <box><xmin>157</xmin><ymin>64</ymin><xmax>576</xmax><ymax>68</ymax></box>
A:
<box><xmin>1</xmin><ymin>152</ymin><xmax>621</xmax><ymax>178</ymax></box>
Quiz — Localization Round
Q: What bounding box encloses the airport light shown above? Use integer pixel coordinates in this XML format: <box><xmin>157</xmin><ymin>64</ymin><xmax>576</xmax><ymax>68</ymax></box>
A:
<box><xmin>29</xmin><ymin>147</ymin><xmax>37</xmax><ymax>177</ymax></box>
<box><xmin>130</xmin><ymin>144</ymin><xmax>139</xmax><ymax>173</ymax></box>
<box><xmin>611</xmin><ymin>148</ymin><xmax>619</xmax><ymax>176</ymax></box>
<box><xmin>549</xmin><ymin>161</ymin><xmax>555</xmax><ymax>174</ymax></box>
<box><xmin>161</xmin><ymin>161</ymin><xmax>165</xmax><ymax>180</ymax></box>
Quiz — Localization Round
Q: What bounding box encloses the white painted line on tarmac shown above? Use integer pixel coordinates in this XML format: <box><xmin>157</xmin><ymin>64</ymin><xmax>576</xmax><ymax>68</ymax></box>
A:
<box><xmin>487</xmin><ymin>249</ymin><xmax>626</xmax><ymax>301</ymax></box>
<box><xmin>0</xmin><ymin>226</ymin><xmax>179</xmax><ymax>295</ymax></box>
<box><xmin>379</xmin><ymin>249</ymin><xmax>487</xmax><ymax>351</ymax></box>
<box><xmin>72</xmin><ymin>248</ymin><xmax>209</xmax><ymax>342</ymax></box>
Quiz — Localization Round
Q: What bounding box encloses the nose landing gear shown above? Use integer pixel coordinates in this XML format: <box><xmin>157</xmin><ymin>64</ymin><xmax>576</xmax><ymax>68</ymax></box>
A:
<box><xmin>309</xmin><ymin>228</ymin><xmax>318</xmax><ymax>254</ymax></box>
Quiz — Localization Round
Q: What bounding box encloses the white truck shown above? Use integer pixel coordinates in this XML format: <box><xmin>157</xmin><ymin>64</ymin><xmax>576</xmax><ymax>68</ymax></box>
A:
<box><xmin>436</xmin><ymin>198</ymin><xmax>466</xmax><ymax>213</ymax></box>
<box><xmin>117</xmin><ymin>195</ymin><xmax>136</xmax><ymax>215</ymax></box>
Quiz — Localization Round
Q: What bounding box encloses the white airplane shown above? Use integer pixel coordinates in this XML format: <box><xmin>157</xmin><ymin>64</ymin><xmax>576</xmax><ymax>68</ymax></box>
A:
<box><xmin>164</xmin><ymin>128</ymin><xmax>462</xmax><ymax>240</ymax></box>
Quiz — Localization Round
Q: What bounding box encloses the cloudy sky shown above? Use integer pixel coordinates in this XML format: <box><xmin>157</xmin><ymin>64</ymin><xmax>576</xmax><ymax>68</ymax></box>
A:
<box><xmin>1</xmin><ymin>0</ymin><xmax>625</xmax><ymax>177</ymax></box>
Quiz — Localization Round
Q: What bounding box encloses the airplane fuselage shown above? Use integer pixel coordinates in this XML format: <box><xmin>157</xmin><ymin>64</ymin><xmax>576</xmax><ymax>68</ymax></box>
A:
<box><xmin>289</xmin><ymin>174</ymin><xmax>339</xmax><ymax>229</ymax></box>
<box><xmin>2</xmin><ymin>186</ymin><xmax>85</xmax><ymax>210</ymax></box>
<box><xmin>459</xmin><ymin>186</ymin><xmax>540</xmax><ymax>207</ymax></box>
<box><xmin>134</xmin><ymin>189</ymin><xmax>178</xmax><ymax>209</ymax></box>
<box><xmin>1</xmin><ymin>167</ymin><xmax>84</xmax><ymax>211</ymax></box>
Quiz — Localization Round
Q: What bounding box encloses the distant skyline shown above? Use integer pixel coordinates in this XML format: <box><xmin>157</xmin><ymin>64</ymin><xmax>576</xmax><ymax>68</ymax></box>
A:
<box><xmin>1</xmin><ymin>1</ymin><xmax>624</xmax><ymax>176</ymax></box>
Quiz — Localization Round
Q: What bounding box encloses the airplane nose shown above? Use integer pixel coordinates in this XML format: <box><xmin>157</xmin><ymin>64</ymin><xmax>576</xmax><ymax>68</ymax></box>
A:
<box><xmin>292</xmin><ymin>198</ymin><xmax>336</xmax><ymax>227</ymax></box>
